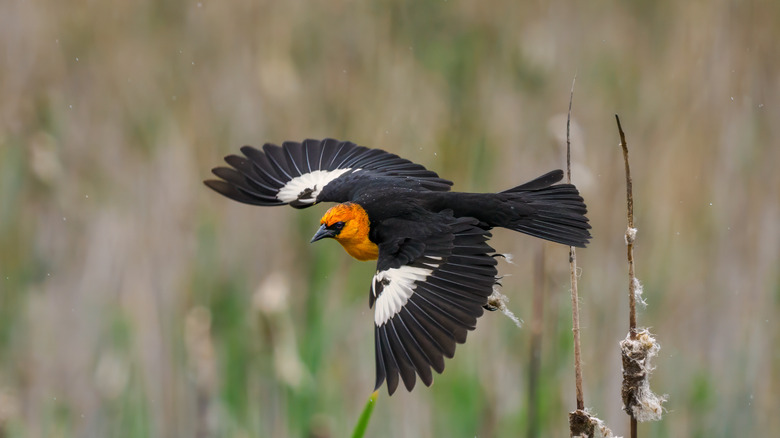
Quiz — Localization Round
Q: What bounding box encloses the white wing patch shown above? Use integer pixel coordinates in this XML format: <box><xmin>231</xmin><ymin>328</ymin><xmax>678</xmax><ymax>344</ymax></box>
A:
<box><xmin>276</xmin><ymin>168</ymin><xmax>354</xmax><ymax>204</ymax></box>
<box><xmin>373</xmin><ymin>265</ymin><xmax>434</xmax><ymax>326</ymax></box>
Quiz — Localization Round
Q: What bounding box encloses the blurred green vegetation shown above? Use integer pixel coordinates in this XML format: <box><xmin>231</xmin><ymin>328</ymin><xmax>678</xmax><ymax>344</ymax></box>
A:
<box><xmin>1</xmin><ymin>0</ymin><xmax>779</xmax><ymax>437</ymax></box>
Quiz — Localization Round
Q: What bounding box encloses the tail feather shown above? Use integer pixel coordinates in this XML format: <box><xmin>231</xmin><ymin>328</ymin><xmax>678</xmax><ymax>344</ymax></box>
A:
<box><xmin>502</xmin><ymin>183</ymin><xmax>591</xmax><ymax>247</ymax></box>
<box><xmin>423</xmin><ymin>170</ymin><xmax>592</xmax><ymax>247</ymax></box>
<box><xmin>500</xmin><ymin>169</ymin><xmax>564</xmax><ymax>192</ymax></box>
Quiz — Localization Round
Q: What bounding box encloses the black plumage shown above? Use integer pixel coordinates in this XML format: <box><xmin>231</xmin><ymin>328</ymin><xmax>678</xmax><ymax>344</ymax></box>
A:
<box><xmin>205</xmin><ymin>138</ymin><xmax>592</xmax><ymax>395</ymax></box>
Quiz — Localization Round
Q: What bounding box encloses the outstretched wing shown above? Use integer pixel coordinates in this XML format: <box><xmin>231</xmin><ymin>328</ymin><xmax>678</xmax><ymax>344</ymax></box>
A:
<box><xmin>204</xmin><ymin>138</ymin><xmax>453</xmax><ymax>208</ymax></box>
<box><xmin>370</xmin><ymin>215</ymin><xmax>499</xmax><ymax>395</ymax></box>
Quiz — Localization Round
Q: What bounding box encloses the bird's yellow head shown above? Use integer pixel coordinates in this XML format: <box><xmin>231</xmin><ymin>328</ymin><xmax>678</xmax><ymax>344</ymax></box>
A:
<box><xmin>310</xmin><ymin>203</ymin><xmax>379</xmax><ymax>261</ymax></box>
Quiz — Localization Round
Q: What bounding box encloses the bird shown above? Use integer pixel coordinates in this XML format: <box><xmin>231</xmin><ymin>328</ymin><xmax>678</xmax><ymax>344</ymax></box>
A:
<box><xmin>204</xmin><ymin>138</ymin><xmax>591</xmax><ymax>395</ymax></box>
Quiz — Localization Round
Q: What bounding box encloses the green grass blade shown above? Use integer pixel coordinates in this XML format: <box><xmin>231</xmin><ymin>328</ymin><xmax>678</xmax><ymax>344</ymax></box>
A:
<box><xmin>350</xmin><ymin>390</ymin><xmax>379</xmax><ymax>438</ymax></box>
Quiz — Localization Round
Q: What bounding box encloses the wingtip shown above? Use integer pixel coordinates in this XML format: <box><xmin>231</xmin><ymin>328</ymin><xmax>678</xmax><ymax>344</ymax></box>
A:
<box><xmin>373</xmin><ymin>378</ymin><xmax>388</xmax><ymax>395</ymax></box>
<box><xmin>203</xmin><ymin>178</ymin><xmax>226</xmax><ymax>193</ymax></box>
<box><xmin>239</xmin><ymin>144</ymin><xmax>261</xmax><ymax>157</ymax></box>
<box><xmin>375</xmin><ymin>378</ymin><xmax>398</xmax><ymax>396</ymax></box>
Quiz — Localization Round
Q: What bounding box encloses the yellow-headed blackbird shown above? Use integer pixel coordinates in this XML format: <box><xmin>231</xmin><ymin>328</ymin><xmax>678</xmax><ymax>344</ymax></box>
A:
<box><xmin>205</xmin><ymin>138</ymin><xmax>590</xmax><ymax>395</ymax></box>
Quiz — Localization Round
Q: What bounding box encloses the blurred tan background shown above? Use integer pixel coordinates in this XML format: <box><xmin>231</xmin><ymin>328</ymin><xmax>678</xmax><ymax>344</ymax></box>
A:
<box><xmin>1</xmin><ymin>0</ymin><xmax>778</xmax><ymax>437</ymax></box>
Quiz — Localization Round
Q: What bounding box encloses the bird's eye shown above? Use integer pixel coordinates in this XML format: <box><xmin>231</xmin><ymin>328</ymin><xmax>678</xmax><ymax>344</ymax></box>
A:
<box><xmin>333</xmin><ymin>221</ymin><xmax>345</xmax><ymax>230</ymax></box>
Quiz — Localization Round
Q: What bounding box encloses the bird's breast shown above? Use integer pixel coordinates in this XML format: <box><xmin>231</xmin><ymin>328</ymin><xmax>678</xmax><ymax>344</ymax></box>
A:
<box><xmin>338</xmin><ymin>237</ymin><xmax>379</xmax><ymax>261</ymax></box>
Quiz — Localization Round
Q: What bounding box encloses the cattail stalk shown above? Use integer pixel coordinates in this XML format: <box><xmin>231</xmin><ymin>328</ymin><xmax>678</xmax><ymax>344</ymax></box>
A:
<box><xmin>567</xmin><ymin>83</ymin><xmax>619</xmax><ymax>438</ymax></box>
<box><xmin>617</xmin><ymin>115</ymin><xmax>638</xmax><ymax>339</ymax></box>
<box><xmin>616</xmin><ymin>115</ymin><xmax>666</xmax><ymax>437</ymax></box>
<box><xmin>566</xmin><ymin>78</ymin><xmax>585</xmax><ymax>413</ymax></box>
<box><xmin>565</xmin><ymin>78</ymin><xmax>591</xmax><ymax>438</ymax></box>
<box><xmin>617</xmin><ymin>115</ymin><xmax>637</xmax><ymax>438</ymax></box>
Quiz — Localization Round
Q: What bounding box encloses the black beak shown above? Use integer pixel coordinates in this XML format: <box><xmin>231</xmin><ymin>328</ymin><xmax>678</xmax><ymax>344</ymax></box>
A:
<box><xmin>310</xmin><ymin>224</ymin><xmax>336</xmax><ymax>243</ymax></box>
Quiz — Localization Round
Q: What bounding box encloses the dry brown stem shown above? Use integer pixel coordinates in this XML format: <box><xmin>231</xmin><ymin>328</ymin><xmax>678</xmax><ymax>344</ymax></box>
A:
<box><xmin>567</xmin><ymin>78</ymin><xmax>585</xmax><ymax>414</ymax></box>
<box><xmin>616</xmin><ymin>115</ymin><xmax>665</xmax><ymax>436</ymax></box>
<box><xmin>616</xmin><ymin>115</ymin><xmax>638</xmax><ymax>338</ymax></box>
<box><xmin>616</xmin><ymin>114</ymin><xmax>639</xmax><ymax>438</ymax></box>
